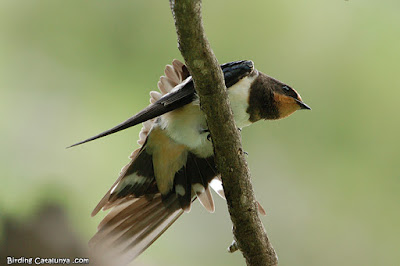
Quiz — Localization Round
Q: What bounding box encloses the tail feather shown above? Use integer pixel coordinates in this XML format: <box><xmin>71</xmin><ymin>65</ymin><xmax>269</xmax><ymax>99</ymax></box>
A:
<box><xmin>90</xmin><ymin>194</ymin><xmax>183</xmax><ymax>264</ymax></box>
<box><xmin>112</xmin><ymin>199</ymin><xmax>165</xmax><ymax>241</ymax></box>
<box><xmin>117</xmin><ymin>208</ymin><xmax>183</xmax><ymax>264</ymax></box>
<box><xmin>92</xmin><ymin>148</ymin><xmax>143</xmax><ymax>217</ymax></box>
<box><xmin>174</xmin><ymin>166</ymin><xmax>192</xmax><ymax>212</ymax></box>
<box><xmin>121</xmin><ymin>206</ymin><xmax>182</xmax><ymax>257</ymax></box>
<box><xmin>187</xmin><ymin>153</ymin><xmax>217</xmax><ymax>213</ymax></box>
<box><xmin>97</xmin><ymin>197</ymin><xmax>154</xmax><ymax>231</ymax></box>
<box><xmin>91</xmin><ymin>197</ymin><xmax>161</xmax><ymax>245</ymax></box>
<box><xmin>97</xmin><ymin>199</ymin><xmax>135</xmax><ymax>229</ymax></box>
<box><xmin>115</xmin><ymin>198</ymin><xmax>174</xmax><ymax>245</ymax></box>
<box><xmin>197</xmin><ymin>186</ymin><xmax>215</xmax><ymax>213</ymax></box>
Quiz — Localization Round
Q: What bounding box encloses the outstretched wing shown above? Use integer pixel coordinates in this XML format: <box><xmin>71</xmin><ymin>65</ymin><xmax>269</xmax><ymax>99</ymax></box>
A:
<box><xmin>67</xmin><ymin>60</ymin><xmax>254</xmax><ymax>148</ymax></box>
<box><xmin>89</xmin><ymin>136</ymin><xmax>219</xmax><ymax>263</ymax></box>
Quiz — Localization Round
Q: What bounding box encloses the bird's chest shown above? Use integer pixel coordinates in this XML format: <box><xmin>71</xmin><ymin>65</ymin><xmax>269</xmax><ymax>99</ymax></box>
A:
<box><xmin>160</xmin><ymin>78</ymin><xmax>252</xmax><ymax>157</ymax></box>
<box><xmin>160</xmin><ymin>100</ymin><xmax>212</xmax><ymax>157</ymax></box>
<box><xmin>228</xmin><ymin>79</ymin><xmax>252</xmax><ymax>128</ymax></box>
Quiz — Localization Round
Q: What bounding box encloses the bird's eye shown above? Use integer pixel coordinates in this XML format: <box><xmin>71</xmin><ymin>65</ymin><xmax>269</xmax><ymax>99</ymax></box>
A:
<box><xmin>283</xmin><ymin>85</ymin><xmax>290</xmax><ymax>91</ymax></box>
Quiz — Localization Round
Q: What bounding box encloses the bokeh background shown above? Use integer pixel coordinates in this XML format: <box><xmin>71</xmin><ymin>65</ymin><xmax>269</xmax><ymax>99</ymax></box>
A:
<box><xmin>1</xmin><ymin>1</ymin><xmax>399</xmax><ymax>265</ymax></box>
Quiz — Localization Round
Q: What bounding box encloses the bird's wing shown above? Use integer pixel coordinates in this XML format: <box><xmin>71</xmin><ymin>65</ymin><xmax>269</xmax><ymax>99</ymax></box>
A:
<box><xmin>91</xmin><ymin>60</ymin><xmax>189</xmax><ymax>216</ymax></box>
<box><xmin>89</xmin><ymin>136</ymin><xmax>219</xmax><ymax>263</ymax></box>
<box><xmin>89</xmin><ymin>134</ymin><xmax>185</xmax><ymax>263</ymax></box>
<box><xmin>67</xmin><ymin>80</ymin><xmax>195</xmax><ymax>148</ymax></box>
<box><xmin>67</xmin><ymin>60</ymin><xmax>254</xmax><ymax>148</ymax></box>
<box><xmin>221</xmin><ymin>60</ymin><xmax>254</xmax><ymax>87</ymax></box>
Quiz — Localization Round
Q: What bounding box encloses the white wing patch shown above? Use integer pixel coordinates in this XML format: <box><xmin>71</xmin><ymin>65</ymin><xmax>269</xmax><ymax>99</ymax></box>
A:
<box><xmin>110</xmin><ymin>173</ymin><xmax>148</xmax><ymax>195</ymax></box>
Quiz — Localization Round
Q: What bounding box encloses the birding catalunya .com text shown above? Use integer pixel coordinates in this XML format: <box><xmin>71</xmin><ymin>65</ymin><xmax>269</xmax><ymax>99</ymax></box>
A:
<box><xmin>6</xmin><ymin>256</ymin><xmax>89</xmax><ymax>265</ymax></box>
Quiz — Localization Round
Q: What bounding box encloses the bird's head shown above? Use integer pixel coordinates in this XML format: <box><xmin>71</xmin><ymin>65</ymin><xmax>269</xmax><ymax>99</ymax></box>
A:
<box><xmin>247</xmin><ymin>71</ymin><xmax>311</xmax><ymax>122</ymax></box>
<box><xmin>271</xmin><ymin>79</ymin><xmax>311</xmax><ymax>119</ymax></box>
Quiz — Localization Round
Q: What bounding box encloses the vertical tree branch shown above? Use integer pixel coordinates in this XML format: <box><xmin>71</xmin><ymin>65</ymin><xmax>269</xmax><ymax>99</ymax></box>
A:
<box><xmin>169</xmin><ymin>1</ymin><xmax>278</xmax><ymax>265</ymax></box>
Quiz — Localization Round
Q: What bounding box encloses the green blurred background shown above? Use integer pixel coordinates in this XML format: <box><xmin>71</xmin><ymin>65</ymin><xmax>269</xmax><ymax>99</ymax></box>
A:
<box><xmin>1</xmin><ymin>0</ymin><xmax>399</xmax><ymax>265</ymax></box>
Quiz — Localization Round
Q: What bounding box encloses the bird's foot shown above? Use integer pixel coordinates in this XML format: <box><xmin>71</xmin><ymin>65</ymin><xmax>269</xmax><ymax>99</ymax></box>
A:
<box><xmin>228</xmin><ymin>240</ymin><xmax>239</xmax><ymax>253</ymax></box>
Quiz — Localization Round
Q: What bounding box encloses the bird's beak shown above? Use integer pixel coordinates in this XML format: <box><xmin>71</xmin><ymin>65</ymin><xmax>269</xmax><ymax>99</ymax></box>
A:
<box><xmin>295</xmin><ymin>99</ymin><xmax>311</xmax><ymax>110</ymax></box>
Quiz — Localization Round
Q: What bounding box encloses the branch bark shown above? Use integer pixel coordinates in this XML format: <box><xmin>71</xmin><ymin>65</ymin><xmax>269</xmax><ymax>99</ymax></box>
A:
<box><xmin>169</xmin><ymin>1</ymin><xmax>278</xmax><ymax>265</ymax></box>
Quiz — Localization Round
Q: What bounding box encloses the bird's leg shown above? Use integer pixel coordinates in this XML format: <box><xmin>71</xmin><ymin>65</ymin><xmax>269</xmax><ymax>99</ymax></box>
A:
<box><xmin>228</xmin><ymin>239</ymin><xmax>239</xmax><ymax>253</ymax></box>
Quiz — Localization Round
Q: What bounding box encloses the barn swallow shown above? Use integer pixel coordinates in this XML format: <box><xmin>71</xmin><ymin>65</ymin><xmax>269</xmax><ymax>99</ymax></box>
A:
<box><xmin>69</xmin><ymin>60</ymin><xmax>310</xmax><ymax>264</ymax></box>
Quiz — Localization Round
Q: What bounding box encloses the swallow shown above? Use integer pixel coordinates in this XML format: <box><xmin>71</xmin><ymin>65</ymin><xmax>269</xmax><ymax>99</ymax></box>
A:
<box><xmin>69</xmin><ymin>60</ymin><xmax>310</xmax><ymax>264</ymax></box>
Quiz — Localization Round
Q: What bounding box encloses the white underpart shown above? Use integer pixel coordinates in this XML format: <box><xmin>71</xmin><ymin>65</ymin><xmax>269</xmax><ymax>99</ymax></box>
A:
<box><xmin>160</xmin><ymin>74</ymin><xmax>257</xmax><ymax>158</ymax></box>
<box><xmin>209</xmin><ymin>178</ymin><xmax>225</xmax><ymax>199</ymax></box>
<box><xmin>160</xmin><ymin>97</ymin><xmax>208</xmax><ymax>155</ymax></box>
<box><xmin>228</xmin><ymin>74</ymin><xmax>257</xmax><ymax>128</ymax></box>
